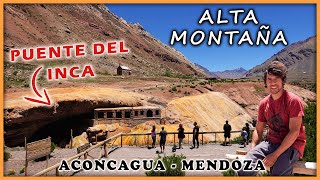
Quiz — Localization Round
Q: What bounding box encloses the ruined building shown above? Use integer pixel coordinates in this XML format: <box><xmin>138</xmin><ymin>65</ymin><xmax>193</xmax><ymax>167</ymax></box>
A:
<box><xmin>93</xmin><ymin>106</ymin><xmax>163</xmax><ymax>126</ymax></box>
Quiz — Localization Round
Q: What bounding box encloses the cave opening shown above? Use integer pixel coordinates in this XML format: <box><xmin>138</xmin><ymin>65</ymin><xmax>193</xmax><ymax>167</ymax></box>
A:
<box><xmin>30</xmin><ymin>113</ymin><xmax>93</xmax><ymax>148</ymax></box>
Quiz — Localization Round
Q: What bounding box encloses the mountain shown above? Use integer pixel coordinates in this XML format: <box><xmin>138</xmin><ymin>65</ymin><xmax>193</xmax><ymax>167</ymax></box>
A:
<box><xmin>214</xmin><ymin>68</ymin><xmax>247</xmax><ymax>79</ymax></box>
<box><xmin>4</xmin><ymin>4</ymin><xmax>208</xmax><ymax>86</ymax></box>
<box><xmin>244</xmin><ymin>36</ymin><xmax>316</xmax><ymax>82</ymax></box>
<box><xmin>194</xmin><ymin>63</ymin><xmax>219</xmax><ymax>78</ymax></box>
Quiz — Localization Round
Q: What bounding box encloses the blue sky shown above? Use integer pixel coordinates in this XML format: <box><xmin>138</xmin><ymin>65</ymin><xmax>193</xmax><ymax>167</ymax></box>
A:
<box><xmin>107</xmin><ymin>4</ymin><xmax>316</xmax><ymax>72</ymax></box>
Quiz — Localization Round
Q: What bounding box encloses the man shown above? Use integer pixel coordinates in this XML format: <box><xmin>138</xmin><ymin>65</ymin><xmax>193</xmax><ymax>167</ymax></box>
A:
<box><xmin>245</xmin><ymin>123</ymin><xmax>251</xmax><ymax>145</ymax></box>
<box><xmin>241</xmin><ymin>127</ymin><xmax>248</xmax><ymax>148</ymax></box>
<box><xmin>223</xmin><ymin>120</ymin><xmax>232</xmax><ymax>145</ymax></box>
<box><xmin>159</xmin><ymin>127</ymin><xmax>167</xmax><ymax>153</ymax></box>
<box><xmin>191</xmin><ymin>122</ymin><xmax>199</xmax><ymax>149</ymax></box>
<box><xmin>238</xmin><ymin>61</ymin><xmax>306</xmax><ymax>176</ymax></box>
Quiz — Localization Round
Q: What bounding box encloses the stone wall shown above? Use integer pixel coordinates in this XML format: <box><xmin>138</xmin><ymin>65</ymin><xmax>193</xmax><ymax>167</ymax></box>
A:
<box><xmin>92</xmin><ymin>118</ymin><xmax>162</xmax><ymax>126</ymax></box>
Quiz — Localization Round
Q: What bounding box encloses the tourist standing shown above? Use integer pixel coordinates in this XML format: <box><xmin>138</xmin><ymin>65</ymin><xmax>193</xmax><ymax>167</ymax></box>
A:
<box><xmin>177</xmin><ymin>124</ymin><xmax>185</xmax><ymax>149</ymax></box>
<box><xmin>245</xmin><ymin>123</ymin><xmax>250</xmax><ymax>145</ymax></box>
<box><xmin>223</xmin><ymin>120</ymin><xmax>232</xmax><ymax>145</ymax></box>
<box><xmin>159</xmin><ymin>127</ymin><xmax>167</xmax><ymax>153</ymax></box>
<box><xmin>191</xmin><ymin>122</ymin><xmax>199</xmax><ymax>149</ymax></box>
<box><xmin>241</xmin><ymin>127</ymin><xmax>248</xmax><ymax>147</ymax></box>
<box><xmin>151</xmin><ymin>125</ymin><xmax>156</xmax><ymax>148</ymax></box>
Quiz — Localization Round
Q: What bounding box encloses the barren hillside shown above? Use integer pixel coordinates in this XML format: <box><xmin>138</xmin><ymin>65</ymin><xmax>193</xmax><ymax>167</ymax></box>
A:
<box><xmin>4</xmin><ymin>4</ymin><xmax>207</xmax><ymax>89</ymax></box>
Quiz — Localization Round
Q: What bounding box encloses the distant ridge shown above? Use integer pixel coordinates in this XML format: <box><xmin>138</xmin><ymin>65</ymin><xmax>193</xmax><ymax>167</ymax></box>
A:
<box><xmin>194</xmin><ymin>63</ymin><xmax>219</xmax><ymax>78</ymax></box>
<box><xmin>244</xmin><ymin>36</ymin><xmax>316</xmax><ymax>82</ymax></box>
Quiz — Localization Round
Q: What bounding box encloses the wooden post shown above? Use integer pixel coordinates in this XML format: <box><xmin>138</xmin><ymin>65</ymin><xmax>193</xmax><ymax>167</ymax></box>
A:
<box><xmin>188</xmin><ymin>134</ymin><xmax>189</xmax><ymax>145</ymax></box>
<box><xmin>147</xmin><ymin>135</ymin><xmax>149</xmax><ymax>146</ymax></box>
<box><xmin>135</xmin><ymin>136</ymin><xmax>137</xmax><ymax>147</ymax></box>
<box><xmin>173</xmin><ymin>133</ymin><xmax>176</xmax><ymax>145</ymax></box>
<box><xmin>202</xmin><ymin>134</ymin><xmax>204</xmax><ymax>145</ymax></box>
<box><xmin>84</xmin><ymin>153</ymin><xmax>88</xmax><ymax>159</ymax></box>
<box><xmin>103</xmin><ymin>143</ymin><xmax>108</xmax><ymax>158</ymax></box>
<box><xmin>215</xmin><ymin>133</ymin><xmax>216</xmax><ymax>143</ymax></box>
<box><xmin>70</xmin><ymin>129</ymin><xmax>73</xmax><ymax>149</ymax></box>
<box><xmin>46</xmin><ymin>155</ymin><xmax>49</xmax><ymax>176</ymax></box>
<box><xmin>25</xmin><ymin>137</ymin><xmax>28</xmax><ymax>176</ymax></box>
<box><xmin>120</xmin><ymin>134</ymin><xmax>123</xmax><ymax>147</ymax></box>
<box><xmin>55</xmin><ymin>167</ymin><xmax>59</xmax><ymax>176</ymax></box>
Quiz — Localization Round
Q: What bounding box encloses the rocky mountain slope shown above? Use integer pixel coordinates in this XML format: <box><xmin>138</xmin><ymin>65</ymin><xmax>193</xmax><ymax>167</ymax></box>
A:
<box><xmin>214</xmin><ymin>68</ymin><xmax>247</xmax><ymax>79</ymax></box>
<box><xmin>4</xmin><ymin>4</ymin><xmax>207</xmax><ymax>89</ymax></box>
<box><xmin>244</xmin><ymin>36</ymin><xmax>316</xmax><ymax>82</ymax></box>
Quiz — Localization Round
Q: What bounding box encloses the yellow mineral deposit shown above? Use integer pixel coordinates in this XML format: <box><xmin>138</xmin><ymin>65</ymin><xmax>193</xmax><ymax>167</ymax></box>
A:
<box><xmin>166</xmin><ymin>92</ymin><xmax>252</xmax><ymax>141</ymax></box>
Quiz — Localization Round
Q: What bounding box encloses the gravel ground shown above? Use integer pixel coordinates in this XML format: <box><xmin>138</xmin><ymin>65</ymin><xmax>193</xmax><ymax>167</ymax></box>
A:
<box><xmin>4</xmin><ymin>143</ymin><xmax>250</xmax><ymax>176</ymax></box>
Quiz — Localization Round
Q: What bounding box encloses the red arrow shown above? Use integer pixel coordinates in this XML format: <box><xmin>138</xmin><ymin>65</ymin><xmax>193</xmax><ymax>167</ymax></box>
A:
<box><xmin>24</xmin><ymin>66</ymin><xmax>51</xmax><ymax>106</ymax></box>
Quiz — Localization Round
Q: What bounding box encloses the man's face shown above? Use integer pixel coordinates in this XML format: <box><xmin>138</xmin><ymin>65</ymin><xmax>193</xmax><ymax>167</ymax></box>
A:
<box><xmin>266</xmin><ymin>73</ymin><xmax>283</xmax><ymax>95</ymax></box>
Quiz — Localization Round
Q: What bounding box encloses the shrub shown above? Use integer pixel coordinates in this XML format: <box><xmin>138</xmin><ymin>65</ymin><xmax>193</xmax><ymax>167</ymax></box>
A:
<box><xmin>259</xmin><ymin>170</ymin><xmax>270</xmax><ymax>176</ymax></box>
<box><xmin>254</xmin><ymin>85</ymin><xmax>265</xmax><ymax>93</ymax></box>
<box><xmin>171</xmin><ymin>86</ymin><xmax>177</xmax><ymax>92</ymax></box>
<box><xmin>163</xmin><ymin>69</ymin><xmax>173</xmax><ymax>77</ymax></box>
<box><xmin>238</xmin><ymin>103</ymin><xmax>247</xmax><ymax>108</ymax></box>
<box><xmin>7</xmin><ymin>169</ymin><xmax>15</xmax><ymax>176</ymax></box>
<box><xmin>51</xmin><ymin>142</ymin><xmax>57</xmax><ymax>152</ymax></box>
<box><xmin>302</xmin><ymin>102</ymin><xmax>316</xmax><ymax>162</ymax></box>
<box><xmin>176</xmin><ymin>74</ymin><xmax>194</xmax><ymax>79</ymax></box>
<box><xmin>230</xmin><ymin>135</ymin><xmax>243</xmax><ymax>144</ymax></box>
<box><xmin>208</xmin><ymin>79</ymin><xmax>218</xmax><ymax>84</ymax></box>
<box><xmin>145</xmin><ymin>154</ymin><xmax>186</xmax><ymax>176</ymax></box>
<box><xmin>199</xmin><ymin>81</ymin><xmax>206</xmax><ymax>86</ymax></box>
<box><xmin>222</xmin><ymin>169</ymin><xmax>236</xmax><ymax>176</ymax></box>
<box><xmin>222</xmin><ymin>169</ymin><xmax>270</xmax><ymax>176</ymax></box>
<box><xmin>4</xmin><ymin>151</ymin><xmax>11</xmax><ymax>161</ymax></box>
<box><xmin>19</xmin><ymin>167</ymin><xmax>25</xmax><ymax>174</ymax></box>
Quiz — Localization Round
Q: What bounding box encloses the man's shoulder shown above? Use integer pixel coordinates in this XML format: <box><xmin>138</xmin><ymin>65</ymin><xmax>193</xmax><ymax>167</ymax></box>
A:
<box><xmin>285</xmin><ymin>91</ymin><xmax>303</xmax><ymax>102</ymax></box>
<box><xmin>259</xmin><ymin>95</ymin><xmax>271</xmax><ymax>106</ymax></box>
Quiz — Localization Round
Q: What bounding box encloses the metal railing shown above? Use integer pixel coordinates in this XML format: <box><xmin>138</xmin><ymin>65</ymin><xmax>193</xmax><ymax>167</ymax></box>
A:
<box><xmin>120</xmin><ymin>130</ymin><xmax>243</xmax><ymax>147</ymax></box>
